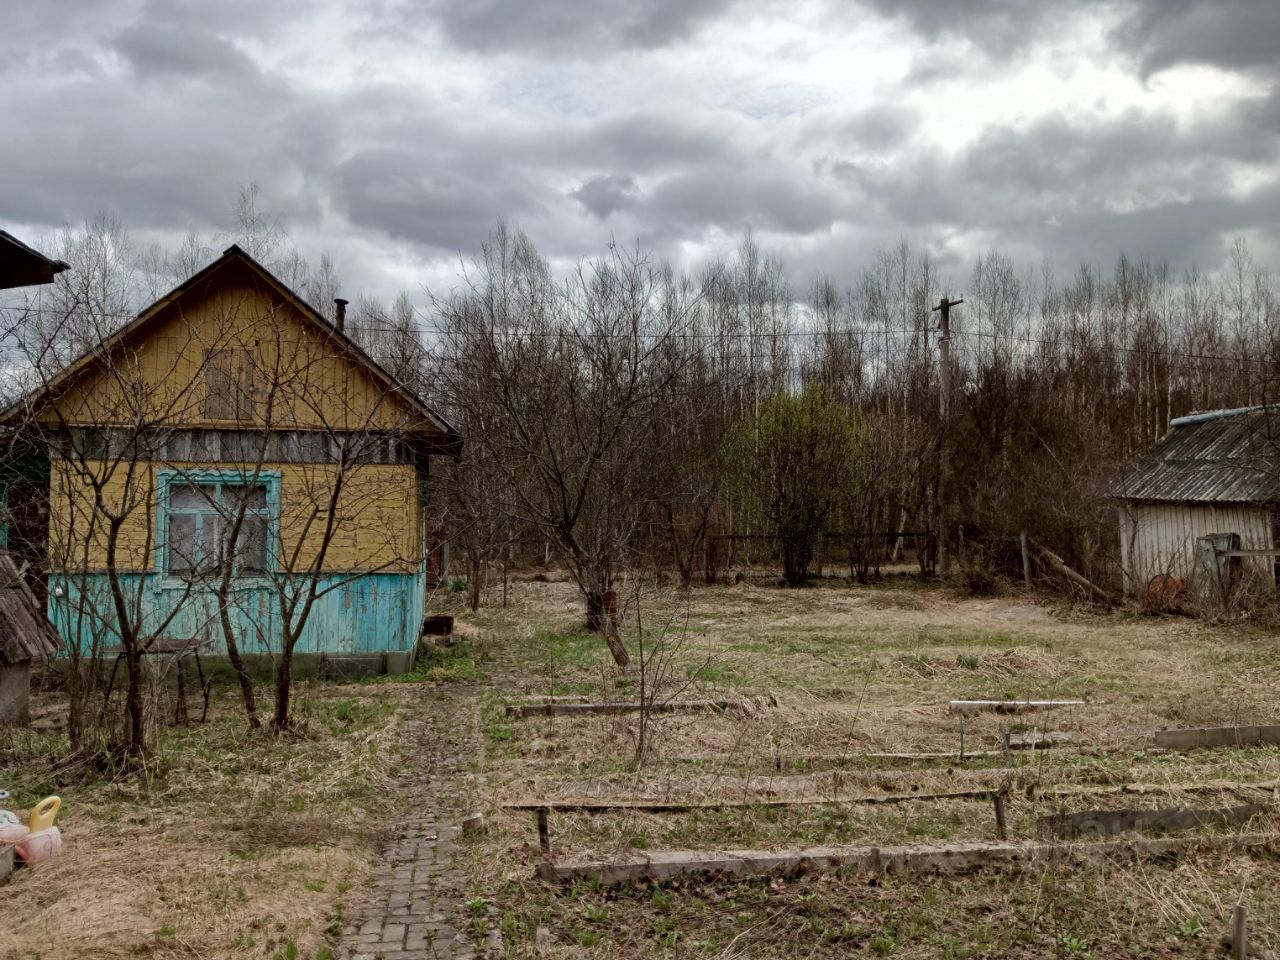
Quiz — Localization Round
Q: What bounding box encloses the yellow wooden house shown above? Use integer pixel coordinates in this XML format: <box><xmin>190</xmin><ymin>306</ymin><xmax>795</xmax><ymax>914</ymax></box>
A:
<box><xmin>1</xmin><ymin>245</ymin><xmax>459</xmax><ymax>673</ymax></box>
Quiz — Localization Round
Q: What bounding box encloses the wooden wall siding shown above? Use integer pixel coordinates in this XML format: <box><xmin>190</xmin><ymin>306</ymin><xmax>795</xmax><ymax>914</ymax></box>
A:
<box><xmin>56</xmin><ymin>428</ymin><xmax>417</xmax><ymax>465</ymax></box>
<box><xmin>49</xmin><ymin>570</ymin><xmax>424</xmax><ymax>656</ymax></box>
<box><xmin>49</xmin><ymin>461</ymin><xmax>423</xmax><ymax>574</ymax></box>
<box><xmin>40</xmin><ymin>272</ymin><xmax>425</xmax><ymax>435</ymax></box>
<box><xmin>1121</xmin><ymin>503</ymin><xmax>1273</xmax><ymax>591</ymax></box>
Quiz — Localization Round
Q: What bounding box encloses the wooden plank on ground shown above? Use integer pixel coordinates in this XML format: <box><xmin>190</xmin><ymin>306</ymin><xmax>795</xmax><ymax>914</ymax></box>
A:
<box><xmin>504</xmin><ymin>788</ymin><xmax>997</xmax><ymax>813</ymax></box>
<box><xmin>1038</xmin><ymin>804</ymin><xmax>1266</xmax><ymax>840</ymax></box>
<box><xmin>1152</xmin><ymin>725</ymin><xmax>1280</xmax><ymax>750</ymax></box>
<box><xmin>537</xmin><ymin>833</ymin><xmax>1277</xmax><ymax>885</ymax></box>
<box><xmin>506</xmin><ymin>778</ymin><xmax>1280</xmax><ymax>815</ymax></box>
<box><xmin>1008</xmin><ymin>731</ymin><xmax>1075</xmax><ymax>750</ymax></box>
<box><xmin>950</xmin><ymin>700</ymin><xmax>1086</xmax><ymax>716</ymax></box>
<box><xmin>506</xmin><ymin>697</ymin><xmax>774</xmax><ymax>719</ymax></box>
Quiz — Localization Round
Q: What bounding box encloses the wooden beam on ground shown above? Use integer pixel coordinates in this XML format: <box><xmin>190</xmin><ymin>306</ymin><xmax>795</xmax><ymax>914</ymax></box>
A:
<box><xmin>506</xmin><ymin>778</ymin><xmax>1280</xmax><ymax>815</ymax></box>
<box><xmin>1152</xmin><ymin>725</ymin><xmax>1280</xmax><ymax>750</ymax></box>
<box><xmin>504</xmin><ymin>788</ymin><xmax>999</xmax><ymax>813</ymax></box>
<box><xmin>506</xmin><ymin>696</ymin><xmax>775</xmax><ymax>719</ymax></box>
<box><xmin>537</xmin><ymin>833</ymin><xmax>1277</xmax><ymax>886</ymax></box>
<box><xmin>950</xmin><ymin>699</ymin><xmax>1086</xmax><ymax>716</ymax></box>
<box><xmin>1008</xmin><ymin>731</ymin><xmax>1075</xmax><ymax>750</ymax></box>
<box><xmin>1038</xmin><ymin>804</ymin><xmax>1266</xmax><ymax>840</ymax></box>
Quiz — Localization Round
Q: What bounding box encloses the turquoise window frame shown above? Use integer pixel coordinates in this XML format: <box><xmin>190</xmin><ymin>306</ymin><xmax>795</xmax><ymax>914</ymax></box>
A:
<box><xmin>155</xmin><ymin>468</ymin><xmax>281</xmax><ymax>584</ymax></box>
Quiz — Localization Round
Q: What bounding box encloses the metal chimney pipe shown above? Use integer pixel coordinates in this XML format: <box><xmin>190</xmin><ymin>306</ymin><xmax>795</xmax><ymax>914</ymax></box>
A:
<box><xmin>334</xmin><ymin>297</ymin><xmax>348</xmax><ymax>333</ymax></box>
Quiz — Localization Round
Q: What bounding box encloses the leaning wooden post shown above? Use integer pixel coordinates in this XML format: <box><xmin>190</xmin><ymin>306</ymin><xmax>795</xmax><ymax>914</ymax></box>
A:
<box><xmin>1020</xmin><ymin>531</ymin><xmax>1032</xmax><ymax>589</ymax></box>
<box><xmin>993</xmin><ymin>792</ymin><xmax>1008</xmax><ymax>841</ymax></box>
<box><xmin>1231</xmin><ymin>904</ymin><xmax>1247</xmax><ymax>960</ymax></box>
<box><xmin>537</xmin><ymin>807</ymin><xmax>550</xmax><ymax>855</ymax></box>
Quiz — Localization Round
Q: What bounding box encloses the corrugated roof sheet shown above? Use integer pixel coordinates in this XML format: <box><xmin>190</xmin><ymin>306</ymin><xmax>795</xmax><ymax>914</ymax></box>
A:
<box><xmin>0</xmin><ymin>552</ymin><xmax>60</xmax><ymax>663</ymax></box>
<box><xmin>1113</xmin><ymin>406</ymin><xmax>1280</xmax><ymax>503</ymax></box>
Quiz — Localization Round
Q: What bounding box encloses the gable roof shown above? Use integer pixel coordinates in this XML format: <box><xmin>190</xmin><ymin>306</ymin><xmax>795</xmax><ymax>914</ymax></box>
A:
<box><xmin>3</xmin><ymin>245</ymin><xmax>460</xmax><ymax>453</ymax></box>
<box><xmin>1113</xmin><ymin>406</ymin><xmax>1280</xmax><ymax>504</ymax></box>
<box><xmin>0</xmin><ymin>231</ymin><xmax>69</xmax><ymax>289</ymax></box>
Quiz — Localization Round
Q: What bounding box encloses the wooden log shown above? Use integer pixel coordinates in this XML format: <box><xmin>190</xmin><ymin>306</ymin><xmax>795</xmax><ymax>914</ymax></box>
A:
<box><xmin>1152</xmin><ymin>725</ymin><xmax>1280</xmax><ymax>750</ymax></box>
<box><xmin>537</xmin><ymin>832</ymin><xmax>1278</xmax><ymax>886</ymax></box>
<box><xmin>506</xmin><ymin>696</ymin><xmax>774</xmax><ymax>719</ymax></box>
<box><xmin>950</xmin><ymin>700</ymin><xmax>1086</xmax><ymax>716</ymax></box>
<box><xmin>1030</xmin><ymin>540</ymin><xmax>1117</xmax><ymax>605</ymax></box>
<box><xmin>1038</xmin><ymin>804</ymin><xmax>1265</xmax><ymax>840</ymax></box>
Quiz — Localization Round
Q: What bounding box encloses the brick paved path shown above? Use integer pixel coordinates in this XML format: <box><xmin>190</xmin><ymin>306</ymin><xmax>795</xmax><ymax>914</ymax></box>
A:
<box><xmin>342</xmin><ymin>687</ymin><xmax>483</xmax><ymax>960</ymax></box>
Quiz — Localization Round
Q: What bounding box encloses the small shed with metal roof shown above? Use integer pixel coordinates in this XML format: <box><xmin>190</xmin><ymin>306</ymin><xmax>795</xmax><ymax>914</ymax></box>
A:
<box><xmin>0</xmin><ymin>552</ymin><xmax>60</xmax><ymax>725</ymax></box>
<box><xmin>1113</xmin><ymin>406</ymin><xmax>1280</xmax><ymax>599</ymax></box>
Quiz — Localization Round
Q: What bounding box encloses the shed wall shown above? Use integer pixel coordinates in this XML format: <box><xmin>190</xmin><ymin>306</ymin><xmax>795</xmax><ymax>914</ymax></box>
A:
<box><xmin>1120</xmin><ymin>502</ymin><xmax>1274</xmax><ymax>593</ymax></box>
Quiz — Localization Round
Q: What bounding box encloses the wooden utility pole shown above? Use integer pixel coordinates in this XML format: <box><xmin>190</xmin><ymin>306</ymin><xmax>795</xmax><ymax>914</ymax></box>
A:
<box><xmin>933</xmin><ymin>296</ymin><xmax>962</xmax><ymax>576</ymax></box>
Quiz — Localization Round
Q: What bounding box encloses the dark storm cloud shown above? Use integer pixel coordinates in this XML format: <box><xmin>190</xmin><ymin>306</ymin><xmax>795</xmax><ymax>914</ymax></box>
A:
<box><xmin>422</xmin><ymin>0</ymin><xmax>738</xmax><ymax>54</ymax></box>
<box><xmin>859</xmin><ymin>0</ymin><xmax>1280</xmax><ymax>80</ymax></box>
<box><xmin>1117</xmin><ymin>0</ymin><xmax>1280</xmax><ymax>75</ymax></box>
<box><xmin>2</xmin><ymin>0</ymin><xmax>1278</xmax><ymax>301</ymax></box>
<box><xmin>332</xmin><ymin>148</ymin><xmax>547</xmax><ymax>251</ymax></box>
<box><xmin>113</xmin><ymin>23</ymin><xmax>262</xmax><ymax>80</ymax></box>
<box><xmin>831</xmin><ymin>102</ymin><xmax>1280</xmax><ymax>270</ymax></box>
<box><xmin>853</xmin><ymin>0</ymin><xmax>1101</xmax><ymax>57</ymax></box>
<box><xmin>571</xmin><ymin>174</ymin><xmax>639</xmax><ymax>219</ymax></box>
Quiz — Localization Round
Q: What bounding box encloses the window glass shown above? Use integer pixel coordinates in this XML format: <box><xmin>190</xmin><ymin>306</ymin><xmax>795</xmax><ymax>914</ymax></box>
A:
<box><xmin>222</xmin><ymin>484</ymin><xmax>268</xmax><ymax>510</ymax></box>
<box><xmin>164</xmin><ymin>478</ymin><xmax>274</xmax><ymax>577</ymax></box>
<box><xmin>169</xmin><ymin>483</ymin><xmax>209</xmax><ymax>510</ymax></box>
<box><xmin>168</xmin><ymin>513</ymin><xmax>197</xmax><ymax>575</ymax></box>
<box><xmin>239</xmin><ymin>515</ymin><xmax>268</xmax><ymax>574</ymax></box>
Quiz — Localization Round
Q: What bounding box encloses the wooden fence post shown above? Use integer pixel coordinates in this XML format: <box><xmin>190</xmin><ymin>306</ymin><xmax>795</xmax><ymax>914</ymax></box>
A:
<box><xmin>1231</xmin><ymin>904</ymin><xmax>1247</xmax><ymax>960</ymax></box>
<box><xmin>993</xmin><ymin>792</ymin><xmax>1008</xmax><ymax>841</ymax></box>
<box><xmin>1020</xmin><ymin>531</ymin><xmax>1032</xmax><ymax>589</ymax></box>
<box><xmin>537</xmin><ymin>807</ymin><xmax>550</xmax><ymax>855</ymax></box>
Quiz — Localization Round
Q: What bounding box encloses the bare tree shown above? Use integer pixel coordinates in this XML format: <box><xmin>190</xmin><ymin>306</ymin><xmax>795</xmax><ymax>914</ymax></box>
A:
<box><xmin>433</xmin><ymin>226</ymin><xmax>698</xmax><ymax>668</ymax></box>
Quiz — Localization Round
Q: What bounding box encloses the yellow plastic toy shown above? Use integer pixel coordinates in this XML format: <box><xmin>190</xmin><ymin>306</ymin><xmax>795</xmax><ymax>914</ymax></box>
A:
<box><xmin>28</xmin><ymin>797</ymin><xmax>59</xmax><ymax>833</ymax></box>
<box><xmin>16</xmin><ymin>797</ymin><xmax>62</xmax><ymax>865</ymax></box>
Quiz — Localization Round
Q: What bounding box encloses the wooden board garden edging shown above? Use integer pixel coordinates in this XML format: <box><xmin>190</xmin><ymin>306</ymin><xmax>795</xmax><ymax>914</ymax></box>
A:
<box><xmin>507</xmin><ymin>778</ymin><xmax>1280</xmax><ymax>815</ymax></box>
<box><xmin>1152</xmin><ymin>725</ymin><xmax>1280</xmax><ymax>750</ymax></box>
<box><xmin>949</xmin><ymin>699</ymin><xmax>1086</xmax><ymax>716</ymax></box>
<box><xmin>1038</xmin><ymin>803</ymin><xmax>1266</xmax><ymax>840</ymax></box>
<box><xmin>537</xmin><ymin>833</ymin><xmax>1278</xmax><ymax>885</ymax></box>
<box><xmin>506</xmin><ymin>696</ymin><xmax>775</xmax><ymax>719</ymax></box>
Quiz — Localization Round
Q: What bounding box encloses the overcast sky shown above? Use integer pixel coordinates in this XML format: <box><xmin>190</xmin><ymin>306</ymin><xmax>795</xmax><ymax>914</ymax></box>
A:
<box><xmin>2</xmin><ymin>0</ymin><xmax>1278</xmax><ymax>303</ymax></box>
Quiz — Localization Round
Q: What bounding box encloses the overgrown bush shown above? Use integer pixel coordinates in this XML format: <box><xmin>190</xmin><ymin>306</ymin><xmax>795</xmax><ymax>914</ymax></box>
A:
<box><xmin>955</xmin><ymin>563</ymin><xmax>999</xmax><ymax>597</ymax></box>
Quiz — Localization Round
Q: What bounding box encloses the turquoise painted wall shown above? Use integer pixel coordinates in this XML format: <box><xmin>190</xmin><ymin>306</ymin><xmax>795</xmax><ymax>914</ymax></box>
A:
<box><xmin>48</xmin><ymin>570</ymin><xmax>424</xmax><ymax>656</ymax></box>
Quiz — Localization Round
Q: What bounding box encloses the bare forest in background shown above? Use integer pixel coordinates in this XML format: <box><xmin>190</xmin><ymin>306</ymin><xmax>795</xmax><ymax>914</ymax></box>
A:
<box><xmin>4</xmin><ymin>192</ymin><xmax>1280</xmax><ymax>631</ymax></box>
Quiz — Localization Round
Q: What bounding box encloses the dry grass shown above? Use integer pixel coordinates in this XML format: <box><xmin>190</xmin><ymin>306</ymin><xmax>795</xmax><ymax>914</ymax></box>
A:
<box><xmin>444</xmin><ymin>573</ymin><xmax>1280</xmax><ymax>958</ymax></box>
<box><xmin>0</xmin><ymin>681</ymin><xmax>414</xmax><ymax>960</ymax></box>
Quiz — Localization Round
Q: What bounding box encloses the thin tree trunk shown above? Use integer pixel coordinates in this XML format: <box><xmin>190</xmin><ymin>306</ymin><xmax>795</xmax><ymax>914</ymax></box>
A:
<box><xmin>274</xmin><ymin>646</ymin><xmax>294</xmax><ymax>731</ymax></box>
<box><xmin>218</xmin><ymin>586</ymin><xmax>260</xmax><ymax>728</ymax></box>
